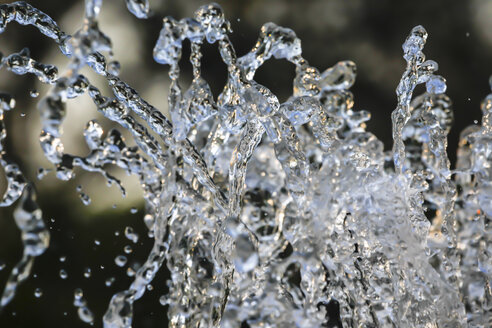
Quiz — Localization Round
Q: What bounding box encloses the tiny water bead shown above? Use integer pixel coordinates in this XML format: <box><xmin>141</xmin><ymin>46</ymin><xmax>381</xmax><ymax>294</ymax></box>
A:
<box><xmin>105</xmin><ymin>277</ymin><xmax>115</xmax><ymax>287</ymax></box>
<box><xmin>73</xmin><ymin>288</ymin><xmax>94</xmax><ymax>325</ymax></box>
<box><xmin>124</xmin><ymin>226</ymin><xmax>139</xmax><ymax>244</ymax></box>
<box><xmin>126</xmin><ymin>0</ymin><xmax>150</xmax><ymax>19</ymax></box>
<box><xmin>0</xmin><ymin>1</ymin><xmax>490</xmax><ymax>328</ymax></box>
<box><xmin>59</xmin><ymin>269</ymin><xmax>68</xmax><ymax>279</ymax></box>
<box><xmin>123</xmin><ymin>245</ymin><xmax>132</xmax><ymax>254</ymax></box>
<box><xmin>34</xmin><ymin>288</ymin><xmax>42</xmax><ymax>298</ymax></box>
<box><xmin>37</xmin><ymin>168</ymin><xmax>50</xmax><ymax>180</ymax></box>
<box><xmin>126</xmin><ymin>267</ymin><xmax>135</xmax><ymax>277</ymax></box>
<box><xmin>114</xmin><ymin>255</ymin><xmax>127</xmax><ymax>267</ymax></box>
<box><xmin>74</xmin><ymin>288</ymin><xmax>83</xmax><ymax>301</ymax></box>
<box><xmin>78</xmin><ymin>307</ymin><xmax>94</xmax><ymax>324</ymax></box>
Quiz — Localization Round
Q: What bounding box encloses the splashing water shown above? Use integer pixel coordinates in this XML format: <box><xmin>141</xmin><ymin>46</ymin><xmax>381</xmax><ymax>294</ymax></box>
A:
<box><xmin>0</xmin><ymin>1</ymin><xmax>491</xmax><ymax>327</ymax></box>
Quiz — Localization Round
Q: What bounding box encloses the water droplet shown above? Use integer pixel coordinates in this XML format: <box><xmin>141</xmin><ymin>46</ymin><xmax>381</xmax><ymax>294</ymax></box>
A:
<box><xmin>319</xmin><ymin>60</ymin><xmax>356</xmax><ymax>91</ymax></box>
<box><xmin>34</xmin><ymin>288</ymin><xmax>42</xmax><ymax>298</ymax></box>
<box><xmin>126</xmin><ymin>0</ymin><xmax>150</xmax><ymax>19</ymax></box>
<box><xmin>78</xmin><ymin>306</ymin><xmax>94</xmax><ymax>324</ymax></box>
<box><xmin>29</xmin><ymin>89</ymin><xmax>39</xmax><ymax>98</ymax></box>
<box><xmin>124</xmin><ymin>226</ymin><xmax>139</xmax><ymax>243</ymax></box>
<box><xmin>107</xmin><ymin>61</ymin><xmax>121</xmax><ymax>76</ymax></box>
<box><xmin>126</xmin><ymin>267</ymin><xmax>136</xmax><ymax>277</ymax></box>
<box><xmin>426</xmin><ymin>75</ymin><xmax>447</xmax><ymax>94</ymax></box>
<box><xmin>84</xmin><ymin>268</ymin><xmax>91</xmax><ymax>278</ymax></box>
<box><xmin>0</xmin><ymin>93</ymin><xmax>16</xmax><ymax>111</ymax></box>
<box><xmin>79</xmin><ymin>191</ymin><xmax>91</xmax><ymax>206</ymax></box>
<box><xmin>114</xmin><ymin>255</ymin><xmax>127</xmax><ymax>267</ymax></box>
<box><xmin>36</xmin><ymin>168</ymin><xmax>51</xmax><ymax>180</ymax></box>
<box><xmin>59</xmin><ymin>269</ymin><xmax>68</xmax><ymax>279</ymax></box>
<box><xmin>74</xmin><ymin>288</ymin><xmax>83</xmax><ymax>302</ymax></box>
<box><xmin>105</xmin><ymin>277</ymin><xmax>115</xmax><ymax>287</ymax></box>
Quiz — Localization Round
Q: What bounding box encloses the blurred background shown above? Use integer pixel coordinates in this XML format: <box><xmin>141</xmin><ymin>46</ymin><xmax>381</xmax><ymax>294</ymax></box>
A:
<box><xmin>0</xmin><ymin>0</ymin><xmax>491</xmax><ymax>327</ymax></box>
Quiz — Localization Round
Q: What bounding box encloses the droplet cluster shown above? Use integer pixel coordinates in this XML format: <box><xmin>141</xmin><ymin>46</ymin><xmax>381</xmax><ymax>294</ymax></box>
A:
<box><xmin>0</xmin><ymin>1</ymin><xmax>491</xmax><ymax>328</ymax></box>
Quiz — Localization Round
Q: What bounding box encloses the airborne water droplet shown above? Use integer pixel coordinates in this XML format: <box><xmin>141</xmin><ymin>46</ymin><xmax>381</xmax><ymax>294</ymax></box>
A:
<box><xmin>125</xmin><ymin>0</ymin><xmax>150</xmax><ymax>19</ymax></box>
<box><xmin>74</xmin><ymin>289</ymin><xmax>83</xmax><ymax>303</ymax></box>
<box><xmin>126</xmin><ymin>267</ymin><xmax>135</xmax><ymax>277</ymax></box>
<box><xmin>124</xmin><ymin>245</ymin><xmax>132</xmax><ymax>254</ymax></box>
<box><xmin>124</xmin><ymin>226</ymin><xmax>139</xmax><ymax>243</ymax></box>
<box><xmin>36</xmin><ymin>168</ymin><xmax>50</xmax><ymax>180</ymax></box>
<box><xmin>34</xmin><ymin>288</ymin><xmax>43</xmax><ymax>298</ymax></box>
<box><xmin>78</xmin><ymin>306</ymin><xmax>94</xmax><ymax>324</ymax></box>
<box><xmin>105</xmin><ymin>277</ymin><xmax>115</xmax><ymax>287</ymax></box>
<box><xmin>114</xmin><ymin>255</ymin><xmax>127</xmax><ymax>267</ymax></box>
<box><xmin>59</xmin><ymin>269</ymin><xmax>68</xmax><ymax>279</ymax></box>
<box><xmin>78</xmin><ymin>191</ymin><xmax>91</xmax><ymax>206</ymax></box>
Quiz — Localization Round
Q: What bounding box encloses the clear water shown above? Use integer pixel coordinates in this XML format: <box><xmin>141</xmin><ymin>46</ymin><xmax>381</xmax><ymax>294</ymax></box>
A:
<box><xmin>1</xmin><ymin>1</ymin><xmax>492</xmax><ymax>327</ymax></box>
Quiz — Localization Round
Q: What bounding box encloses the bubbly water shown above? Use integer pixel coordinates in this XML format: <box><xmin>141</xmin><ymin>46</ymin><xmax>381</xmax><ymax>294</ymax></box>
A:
<box><xmin>1</xmin><ymin>1</ymin><xmax>492</xmax><ymax>327</ymax></box>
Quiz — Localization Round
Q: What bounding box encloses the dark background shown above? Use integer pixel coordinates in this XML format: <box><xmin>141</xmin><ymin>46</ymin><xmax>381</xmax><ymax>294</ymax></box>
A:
<box><xmin>0</xmin><ymin>0</ymin><xmax>491</xmax><ymax>327</ymax></box>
